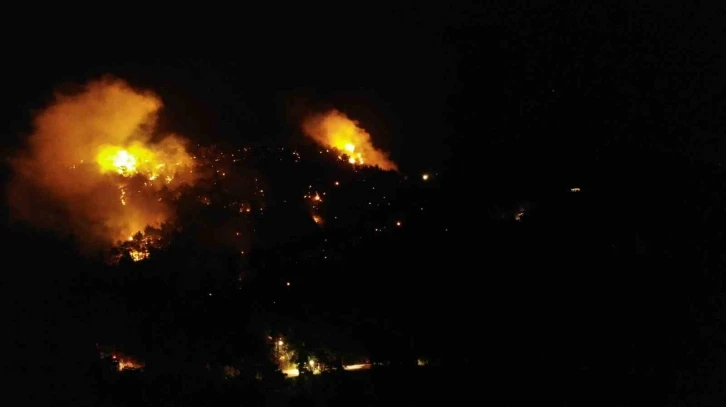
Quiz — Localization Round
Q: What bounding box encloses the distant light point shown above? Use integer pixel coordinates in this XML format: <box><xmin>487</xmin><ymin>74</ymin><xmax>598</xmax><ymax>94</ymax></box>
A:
<box><xmin>422</xmin><ymin>174</ymin><xmax>429</xmax><ymax>181</ymax></box>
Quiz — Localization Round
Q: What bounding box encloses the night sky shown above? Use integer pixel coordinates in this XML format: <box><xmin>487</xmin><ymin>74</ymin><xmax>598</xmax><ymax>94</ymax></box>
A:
<box><xmin>4</xmin><ymin>3</ymin><xmax>726</xmax><ymax>406</ymax></box>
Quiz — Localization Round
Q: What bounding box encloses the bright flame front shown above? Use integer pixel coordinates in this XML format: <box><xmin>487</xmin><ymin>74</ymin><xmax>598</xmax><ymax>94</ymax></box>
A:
<box><xmin>8</xmin><ymin>77</ymin><xmax>197</xmax><ymax>254</ymax></box>
<box><xmin>301</xmin><ymin>109</ymin><xmax>397</xmax><ymax>171</ymax></box>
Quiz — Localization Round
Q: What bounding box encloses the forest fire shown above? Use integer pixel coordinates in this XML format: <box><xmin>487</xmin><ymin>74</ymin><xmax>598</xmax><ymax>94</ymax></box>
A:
<box><xmin>8</xmin><ymin>77</ymin><xmax>196</xmax><ymax>252</ymax></box>
<box><xmin>302</xmin><ymin>109</ymin><xmax>398</xmax><ymax>171</ymax></box>
<box><xmin>9</xmin><ymin>79</ymin><xmax>408</xmax><ymax>267</ymax></box>
<box><xmin>129</xmin><ymin>249</ymin><xmax>150</xmax><ymax>261</ymax></box>
<box><xmin>99</xmin><ymin>346</ymin><xmax>145</xmax><ymax>372</ymax></box>
<box><xmin>117</xmin><ymin>355</ymin><xmax>145</xmax><ymax>372</ymax></box>
<box><xmin>95</xmin><ymin>139</ymin><xmax>193</xmax><ymax>184</ymax></box>
<box><xmin>272</xmin><ymin>337</ymin><xmax>299</xmax><ymax>377</ymax></box>
<box><xmin>342</xmin><ymin>363</ymin><xmax>371</xmax><ymax>371</ymax></box>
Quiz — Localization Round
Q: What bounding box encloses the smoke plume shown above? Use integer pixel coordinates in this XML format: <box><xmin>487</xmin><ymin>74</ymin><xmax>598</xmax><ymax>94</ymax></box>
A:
<box><xmin>302</xmin><ymin>109</ymin><xmax>397</xmax><ymax>171</ymax></box>
<box><xmin>7</xmin><ymin>77</ymin><xmax>196</xmax><ymax>250</ymax></box>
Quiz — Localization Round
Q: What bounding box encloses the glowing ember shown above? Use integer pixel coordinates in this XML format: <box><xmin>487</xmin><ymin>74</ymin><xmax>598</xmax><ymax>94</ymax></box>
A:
<box><xmin>514</xmin><ymin>208</ymin><xmax>525</xmax><ymax>222</ymax></box>
<box><xmin>301</xmin><ymin>109</ymin><xmax>397</xmax><ymax>171</ymax></box>
<box><xmin>129</xmin><ymin>249</ymin><xmax>150</xmax><ymax>262</ymax></box>
<box><xmin>112</xmin><ymin>230</ymin><xmax>164</xmax><ymax>264</ymax></box>
<box><xmin>282</xmin><ymin>368</ymin><xmax>300</xmax><ymax>377</ymax></box>
<box><xmin>570</xmin><ymin>187</ymin><xmax>581</xmax><ymax>192</ymax></box>
<box><xmin>343</xmin><ymin>363</ymin><xmax>371</xmax><ymax>371</ymax></box>
<box><xmin>223</xmin><ymin>366</ymin><xmax>240</xmax><ymax>378</ymax></box>
<box><xmin>312</xmin><ymin>215</ymin><xmax>323</xmax><ymax>224</ymax></box>
<box><xmin>273</xmin><ymin>336</ymin><xmax>299</xmax><ymax>377</ymax></box>
<box><xmin>422</xmin><ymin>173</ymin><xmax>429</xmax><ymax>181</ymax></box>
<box><xmin>104</xmin><ymin>350</ymin><xmax>145</xmax><ymax>372</ymax></box>
<box><xmin>117</xmin><ymin>356</ymin><xmax>144</xmax><ymax>371</ymax></box>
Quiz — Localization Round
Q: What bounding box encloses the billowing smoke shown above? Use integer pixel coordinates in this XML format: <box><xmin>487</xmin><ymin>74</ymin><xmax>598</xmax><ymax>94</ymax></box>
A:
<box><xmin>302</xmin><ymin>109</ymin><xmax>397</xmax><ymax>171</ymax></box>
<box><xmin>7</xmin><ymin>77</ymin><xmax>196</xmax><ymax>250</ymax></box>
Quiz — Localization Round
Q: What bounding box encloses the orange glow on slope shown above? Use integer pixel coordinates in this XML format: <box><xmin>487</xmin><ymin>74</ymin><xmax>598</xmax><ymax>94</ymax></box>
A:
<box><xmin>8</xmin><ymin>77</ymin><xmax>196</xmax><ymax>250</ymax></box>
<box><xmin>129</xmin><ymin>249</ymin><xmax>150</xmax><ymax>262</ymax></box>
<box><xmin>302</xmin><ymin>109</ymin><xmax>397</xmax><ymax>171</ymax></box>
<box><xmin>282</xmin><ymin>368</ymin><xmax>300</xmax><ymax>377</ymax></box>
<box><xmin>116</xmin><ymin>355</ymin><xmax>144</xmax><ymax>371</ymax></box>
<box><xmin>95</xmin><ymin>139</ymin><xmax>192</xmax><ymax>183</ymax></box>
<box><xmin>273</xmin><ymin>336</ymin><xmax>299</xmax><ymax>377</ymax></box>
<box><xmin>343</xmin><ymin>363</ymin><xmax>371</xmax><ymax>371</ymax></box>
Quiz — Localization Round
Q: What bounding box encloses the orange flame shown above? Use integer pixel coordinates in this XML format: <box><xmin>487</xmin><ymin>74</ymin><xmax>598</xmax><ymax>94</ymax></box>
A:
<box><xmin>8</xmin><ymin>77</ymin><xmax>196</xmax><ymax>250</ymax></box>
<box><xmin>117</xmin><ymin>355</ymin><xmax>144</xmax><ymax>371</ymax></box>
<box><xmin>301</xmin><ymin>109</ymin><xmax>397</xmax><ymax>171</ymax></box>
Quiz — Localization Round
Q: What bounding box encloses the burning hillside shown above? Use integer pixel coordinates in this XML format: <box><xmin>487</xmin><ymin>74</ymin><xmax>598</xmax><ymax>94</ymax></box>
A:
<box><xmin>7</xmin><ymin>77</ymin><xmax>196</xmax><ymax>251</ymax></box>
<box><xmin>302</xmin><ymin>109</ymin><xmax>398</xmax><ymax>171</ymax></box>
<box><xmin>7</xmin><ymin>78</ymin><xmax>416</xmax><ymax>265</ymax></box>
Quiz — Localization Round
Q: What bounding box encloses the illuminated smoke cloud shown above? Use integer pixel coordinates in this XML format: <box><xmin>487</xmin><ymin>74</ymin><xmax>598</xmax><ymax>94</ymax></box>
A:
<box><xmin>301</xmin><ymin>109</ymin><xmax>397</xmax><ymax>171</ymax></box>
<box><xmin>7</xmin><ymin>77</ymin><xmax>196</xmax><ymax>250</ymax></box>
